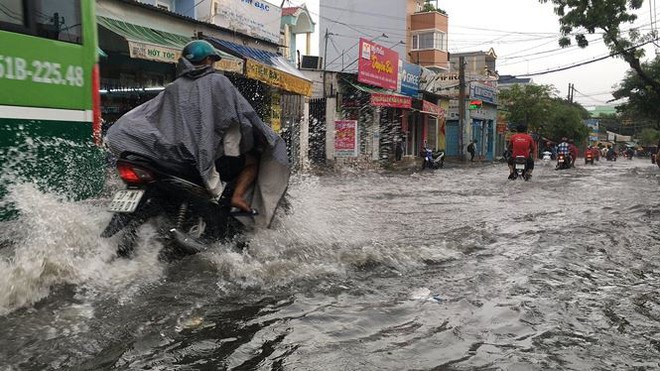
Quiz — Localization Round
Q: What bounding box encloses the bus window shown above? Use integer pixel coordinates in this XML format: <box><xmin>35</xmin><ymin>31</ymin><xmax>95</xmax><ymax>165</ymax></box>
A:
<box><xmin>0</xmin><ymin>0</ymin><xmax>25</xmax><ymax>27</ymax></box>
<box><xmin>34</xmin><ymin>0</ymin><xmax>82</xmax><ymax>44</ymax></box>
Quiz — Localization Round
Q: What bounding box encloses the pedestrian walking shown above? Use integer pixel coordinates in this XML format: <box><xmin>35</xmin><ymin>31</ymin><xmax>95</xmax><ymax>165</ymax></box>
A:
<box><xmin>467</xmin><ymin>139</ymin><xmax>477</xmax><ymax>162</ymax></box>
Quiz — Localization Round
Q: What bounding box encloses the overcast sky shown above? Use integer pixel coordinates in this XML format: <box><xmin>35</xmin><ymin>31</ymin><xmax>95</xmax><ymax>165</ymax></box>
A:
<box><xmin>283</xmin><ymin>0</ymin><xmax>660</xmax><ymax>108</ymax></box>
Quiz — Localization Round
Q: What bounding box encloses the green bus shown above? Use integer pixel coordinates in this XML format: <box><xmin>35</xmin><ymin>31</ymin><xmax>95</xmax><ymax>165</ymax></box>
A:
<box><xmin>0</xmin><ymin>0</ymin><xmax>104</xmax><ymax>217</ymax></box>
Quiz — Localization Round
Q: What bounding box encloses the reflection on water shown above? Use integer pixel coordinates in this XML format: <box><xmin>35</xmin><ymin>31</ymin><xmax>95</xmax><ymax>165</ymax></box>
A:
<box><xmin>0</xmin><ymin>160</ymin><xmax>659</xmax><ymax>370</ymax></box>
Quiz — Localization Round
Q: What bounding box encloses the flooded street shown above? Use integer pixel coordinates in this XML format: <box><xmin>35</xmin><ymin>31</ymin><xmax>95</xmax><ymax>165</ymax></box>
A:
<box><xmin>1</xmin><ymin>159</ymin><xmax>659</xmax><ymax>370</ymax></box>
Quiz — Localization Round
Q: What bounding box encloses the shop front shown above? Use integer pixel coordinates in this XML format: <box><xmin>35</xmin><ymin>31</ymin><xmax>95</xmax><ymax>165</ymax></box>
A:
<box><xmin>96</xmin><ymin>16</ymin><xmax>244</xmax><ymax>128</ymax></box>
<box><xmin>468</xmin><ymin>82</ymin><xmax>498</xmax><ymax>161</ymax></box>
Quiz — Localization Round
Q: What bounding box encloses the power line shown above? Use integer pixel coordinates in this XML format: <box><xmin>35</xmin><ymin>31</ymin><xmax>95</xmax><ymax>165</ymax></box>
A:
<box><xmin>517</xmin><ymin>37</ymin><xmax>660</xmax><ymax>77</ymax></box>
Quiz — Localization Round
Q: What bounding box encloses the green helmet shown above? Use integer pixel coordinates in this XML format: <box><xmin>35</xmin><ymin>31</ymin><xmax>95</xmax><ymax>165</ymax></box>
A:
<box><xmin>182</xmin><ymin>40</ymin><xmax>223</xmax><ymax>63</ymax></box>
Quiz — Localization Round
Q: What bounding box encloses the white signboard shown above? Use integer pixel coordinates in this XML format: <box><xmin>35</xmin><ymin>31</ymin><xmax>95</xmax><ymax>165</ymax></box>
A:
<box><xmin>213</xmin><ymin>0</ymin><xmax>282</xmax><ymax>44</ymax></box>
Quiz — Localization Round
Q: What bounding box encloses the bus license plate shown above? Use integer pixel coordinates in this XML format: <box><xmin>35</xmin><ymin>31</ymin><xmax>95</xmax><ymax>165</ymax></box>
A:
<box><xmin>108</xmin><ymin>190</ymin><xmax>145</xmax><ymax>213</ymax></box>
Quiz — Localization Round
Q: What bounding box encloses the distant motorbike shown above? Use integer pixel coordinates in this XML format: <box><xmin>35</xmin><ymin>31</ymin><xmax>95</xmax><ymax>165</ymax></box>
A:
<box><xmin>556</xmin><ymin>153</ymin><xmax>572</xmax><ymax>170</ymax></box>
<box><xmin>421</xmin><ymin>148</ymin><xmax>445</xmax><ymax>169</ymax></box>
<box><xmin>101</xmin><ymin>152</ymin><xmax>249</xmax><ymax>260</ymax></box>
<box><xmin>606</xmin><ymin>151</ymin><xmax>617</xmax><ymax>161</ymax></box>
<box><xmin>541</xmin><ymin>151</ymin><xmax>552</xmax><ymax>165</ymax></box>
<box><xmin>510</xmin><ymin>156</ymin><xmax>531</xmax><ymax>181</ymax></box>
<box><xmin>585</xmin><ymin>150</ymin><xmax>595</xmax><ymax>165</ymax></box>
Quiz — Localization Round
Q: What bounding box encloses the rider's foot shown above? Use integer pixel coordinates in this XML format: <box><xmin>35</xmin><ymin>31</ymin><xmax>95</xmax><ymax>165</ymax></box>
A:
<box><xmin>508</xmin><ymin>173</ymin><xmax>516</xmax><ymax>180</ymax></box>
<box><xmin>231</xmin><ymin>196</ymin><xmax>252</xmax><ymax>212</ymax></box>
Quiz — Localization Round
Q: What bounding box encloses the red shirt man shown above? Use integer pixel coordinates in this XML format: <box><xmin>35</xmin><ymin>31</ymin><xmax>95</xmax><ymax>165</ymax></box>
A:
<box><xmin>510</xmin><ymin>133</ymin><xmax>537</xmax><ymax>159</ymax></box>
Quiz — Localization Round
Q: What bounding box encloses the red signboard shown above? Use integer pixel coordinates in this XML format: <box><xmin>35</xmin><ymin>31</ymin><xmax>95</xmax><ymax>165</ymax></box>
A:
<box><xmin>422</xmin><ymin>100</ymin><xmax>446</xmax><ymax>118</ymax></box>
<box><xmin>358</xmin><ymin>38</ymin><xmax>399</xmax><ymax>90</ymax></box>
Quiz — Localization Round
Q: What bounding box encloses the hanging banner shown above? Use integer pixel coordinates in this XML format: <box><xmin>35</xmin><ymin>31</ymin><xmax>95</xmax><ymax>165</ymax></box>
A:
<box><xmin>370</xmin><ymin>93</ymin><xmax>412</xmax><ymax>109</ymax></box>
<box><xmin>358</xmin><ymin>38</ymin><xmax>399</xmax><ymax>90</ymax></box>
<box><xmin>335</xmin><ymin>120</ymin><xmax>358</xmax><ymax>157</ymax></box>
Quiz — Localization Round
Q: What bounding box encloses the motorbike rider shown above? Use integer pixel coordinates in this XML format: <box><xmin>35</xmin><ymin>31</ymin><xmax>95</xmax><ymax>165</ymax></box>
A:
<box><xmin>507</xmin><ymin>123</ymin><xmax>537</xmax><ymax>179</ymax></box>
<box><xmin>105</xmin><ymin>40</ymin><xmax>290</xmax><ymax>225</ymax></box>
<box><xmin>557</xmin><ymin>137</ymin><xmax>571</xmax><ymax>165</ymax></box>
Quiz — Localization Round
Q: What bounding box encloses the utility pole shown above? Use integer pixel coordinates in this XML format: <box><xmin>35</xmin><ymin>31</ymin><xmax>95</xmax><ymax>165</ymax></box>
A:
<box><xmin>458</xmin><ymin>56</ymin><xmax>466</xmax><ymax>160</ymax></box>
<box><xmin>322</xmin><ymin>28</ymin><xmax>329</xmax><ymax>98</ymax></box>
<box><xmin>567</xmin><ymin>83</ymin><xmax>574</xmax><ymax>103</ymax></box>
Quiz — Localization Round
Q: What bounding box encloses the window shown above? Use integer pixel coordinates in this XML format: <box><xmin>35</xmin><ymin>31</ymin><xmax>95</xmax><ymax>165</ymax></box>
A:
<box><xmin>411</xmin><ymin>30</ymin><xmax>446</xmax><ymax>51</ymax></box>
<box><xmin>34</xmin><ymin>0</ymin><xmax>82</xmax><ymax>43</ymax></box>
<box><xmin>0</xmin><ymin>0</ymin><xmax>26</xmax><ymax>28</ymax></box>
<box><xmin>1</xmin><ymin>1</ymin><xmax>82</xmax><ymax>44</ymax></box>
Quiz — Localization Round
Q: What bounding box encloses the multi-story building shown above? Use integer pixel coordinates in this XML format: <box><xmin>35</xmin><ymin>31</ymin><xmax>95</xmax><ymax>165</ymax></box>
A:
<box><xmin>319</xmin><ymin>0</ymin><xmax>448</xmax><ymax>71</ymax></box>
<box><xmin>442</xmin><ymin>49</ymin><xmax>499</xmax><ymax>160</ymax></box>
<box><xmin>314</xmin><ymin>0</ymin><xmax>450</xmax><ymax>164</ymax></box>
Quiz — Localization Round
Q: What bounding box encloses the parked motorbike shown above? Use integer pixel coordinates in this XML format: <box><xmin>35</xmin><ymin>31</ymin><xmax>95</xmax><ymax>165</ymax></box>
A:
<box><xmin>556</xmin><ymin>153</ymin><xmax>572</xmax><ymax>170</ymax></box>
<box><xmin>421</xmin><ymin>148</ymin><xmax>445</xmax><ymax>169</ymax></box>
<box><xmin>101</xmin><ymin>152</ymin><xmax>249</xmax><ymax>260</ymax></box>
<box><xmin>510</xmin><ymin>156</ymin><xmax>531</xmax><ymax>181</ymax></box>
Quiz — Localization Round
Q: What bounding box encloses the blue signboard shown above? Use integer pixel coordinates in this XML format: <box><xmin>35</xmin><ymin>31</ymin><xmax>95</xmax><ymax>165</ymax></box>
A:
<box><xmin>399</xmin><ymin>61</ymin><xmax>421</xmax><ymax>97</ymax></box>
<box><xmin>469</xmin><ymin>82</ymin><xmax>497</xmax><ymax>105</ymax></box>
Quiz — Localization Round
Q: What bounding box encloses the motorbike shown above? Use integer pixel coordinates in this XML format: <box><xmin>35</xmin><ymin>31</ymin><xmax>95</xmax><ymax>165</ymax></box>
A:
<box><xmin>585</xmin><ymin>150</ymin><xmax>595</xmax><ymax>165</ymax></box>
<box><xmin>101</xmin><ymin>152</ymin><xmax>249</xmax><ymax>260</ymax></box>
<box><xmin>556</xmin><ymin>153</ymin><xmax>572</xmax><ymax>170</ymax></box>
<box><xmin>510</xmin><ymin>156</ymin><xmax>531</xmax><ymax>181</ymax></box>
<box><xmin>606</xmin><ymin>151</ymin><xmax>617</xmax><ymax>161</ymax></box>
<box><xmin>421</xmin><ymin>148</ymin><xmax>445</xmax><ymax>169</ymax></box>
<box><xmin>541</xmin><ymin>151</ymin><xmax>552</xmax><ymax>165</ymax></box>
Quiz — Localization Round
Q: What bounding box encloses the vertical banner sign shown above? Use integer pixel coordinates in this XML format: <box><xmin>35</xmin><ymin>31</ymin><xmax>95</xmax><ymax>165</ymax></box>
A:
<box><xmin>335</xmin><ymin>120</ymin><xmax>358</xmax><ymax>157</ymax></box>
<box><xmin>358</xmin><ymin>38</ymin><xmax>399</xmax><ymax>90</ymax></box>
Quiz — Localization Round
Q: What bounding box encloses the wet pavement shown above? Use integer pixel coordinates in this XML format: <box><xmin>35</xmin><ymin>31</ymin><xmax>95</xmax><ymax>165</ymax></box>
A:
<box><xmin>1</xmin><ymin>158</ymin><xmax>659</xmax><ymax>370</ymax></box>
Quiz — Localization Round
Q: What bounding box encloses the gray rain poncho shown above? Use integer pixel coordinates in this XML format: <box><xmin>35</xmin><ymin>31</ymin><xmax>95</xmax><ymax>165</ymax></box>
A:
<box><xmin>105</xmin><ymin>58</ymin><xmax>290</xmax><ymax>228</ymax></box>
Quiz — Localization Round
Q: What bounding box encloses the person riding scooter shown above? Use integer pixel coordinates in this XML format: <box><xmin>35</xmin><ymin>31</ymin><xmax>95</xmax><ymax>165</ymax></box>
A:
<box><xmin>507</xmin><ymin>123</ymin><xmax>536</xmax><ymax>180</ymax></box>
<box><xmin>105</xmin><ymin>40</ymin><xmax>290</xmax><ymax>228</ymax></box>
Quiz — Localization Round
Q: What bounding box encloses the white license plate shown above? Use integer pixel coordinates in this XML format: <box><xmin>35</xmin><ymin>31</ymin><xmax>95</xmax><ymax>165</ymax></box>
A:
<box><xmin>108</xmin><ymin>189</ymin><xmax>145</xmax><ymax>213</ymax></box>
<box><xmin>558</xmin><ymin>159</ymin><xmax>565</xmax><ymax>162</ymax></box>
<box><xmin>515</xmin><ymin>164</ymin><xmax>525</xmax><ymax>170</ymax></box>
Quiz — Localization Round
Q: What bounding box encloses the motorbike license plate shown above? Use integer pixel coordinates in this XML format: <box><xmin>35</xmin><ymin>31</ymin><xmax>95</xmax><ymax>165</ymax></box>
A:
<box><xmin>515</xmin><ymin>163</ymin><xmax>525</xmax><ymax>170</ymax></box>
<box><xmin>558</xmin><ymin>158</ymin><xmax>564</xmax><ymax>162</ymax></box>
<box><xmin>108</xmin><ymin>189</ymin><xmax>145</xmax><ymax>213</ymax></box>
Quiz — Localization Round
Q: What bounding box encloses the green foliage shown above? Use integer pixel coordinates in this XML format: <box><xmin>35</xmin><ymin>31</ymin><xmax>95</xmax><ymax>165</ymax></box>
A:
<box><xmin>499</xmin><ymin>83</ymin><xmax>589</xmax><ymax>143</ymax></box>
<box><xmin>613</xmin><ymin>56</ymin><xmax>660</xmax><ymax>129</ymax></box>
<box><xmin>539</xmin><ymin>0</ymin><xmax>660</xmax><ymax>96</ymax></box>
<box><xmin>638</xmin><ymin>128</ymin><xmax>660</xmax><ymax>145</ymax></box>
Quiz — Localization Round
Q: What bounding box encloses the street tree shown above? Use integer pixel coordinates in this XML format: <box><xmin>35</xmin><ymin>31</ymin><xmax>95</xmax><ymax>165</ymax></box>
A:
<box><xmin>544</xmin><ymin>99</ymin><xmax>590</xmax><ymax>143</ymax></box>
<box><xmin>612</xmin><ymin>56</ymin><xmax>660</xmax><ymax>130</ymax></box>
<box><xmin>499</xmin><ymin>83</ymin><xmax>589</xmax><ymax>143</ymax></box>
<box><xmin>539</xmin><ymin>0</ymin><xmax>660</xmax><ymax>96</ymax></box>
<box><xmin>637</xmin><ymin>128</ymin><xmax>660</xmax><ymax>145</ymax></box>
<box><xmin>498</xmin><ymin>84</ymin><xmax>556</xmax><ymax>130</ymax></box>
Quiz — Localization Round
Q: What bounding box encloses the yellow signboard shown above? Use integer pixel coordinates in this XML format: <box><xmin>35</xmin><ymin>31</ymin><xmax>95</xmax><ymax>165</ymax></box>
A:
<box><xmin>214</xmin><ymin>58</ymin><xmax>244</xmax><ymax>74</ymax></box>
<box><xmin>246</xmin><ymin>59</ymin><xmax>312</xmax><ymax>96</ymax></box>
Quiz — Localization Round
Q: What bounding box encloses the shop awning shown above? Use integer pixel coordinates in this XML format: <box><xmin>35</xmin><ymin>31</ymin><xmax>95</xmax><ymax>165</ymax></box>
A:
<box><xmin>345</xmin><ymin>80</ymin><xmax>412</xmax><ymax>109</ymax></box>
<box><xmin>97</xmin><ymin>16</ymin><xmax>242</xmax><ymax>72</ymax></box>
<box><xmin>205</xmin><ymin>37</ymin><xmax>312</xmax><ymax>96</ymax></box>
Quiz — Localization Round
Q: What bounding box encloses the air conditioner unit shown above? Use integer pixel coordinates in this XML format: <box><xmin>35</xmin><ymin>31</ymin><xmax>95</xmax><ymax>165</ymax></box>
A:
<box><xmin>300</xmin><ymin>55</ymin><xmax>323</xmax><ymax>70</ymax></box>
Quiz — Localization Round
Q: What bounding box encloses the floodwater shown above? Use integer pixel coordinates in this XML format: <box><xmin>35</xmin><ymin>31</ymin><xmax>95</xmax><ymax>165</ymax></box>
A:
<box><xmin>1</xmin><ymin>158</ymin><xmax>659</xmax><ymax>370</ymax></box>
